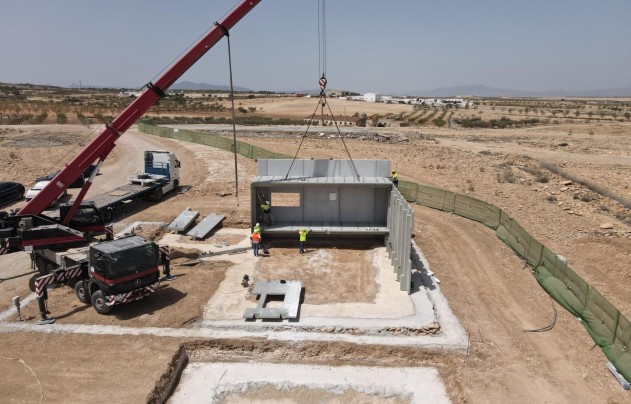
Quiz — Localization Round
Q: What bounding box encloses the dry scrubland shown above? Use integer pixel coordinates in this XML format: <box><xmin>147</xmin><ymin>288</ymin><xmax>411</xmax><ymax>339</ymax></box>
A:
<box><xmin>1</xmin><ymin>86</ymin><xmax>631</xmax><ymax>403</ymax></box>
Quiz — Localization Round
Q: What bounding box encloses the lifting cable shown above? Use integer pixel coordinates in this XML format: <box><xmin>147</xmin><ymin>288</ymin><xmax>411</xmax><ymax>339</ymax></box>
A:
<box><xmin>215</xmin><ymin>21</ymin><xmax>240</xmax><ymax>206</ymax></box>
<box><xmin>284</xmin><ymin>0</ymin><xmax>360</xmax><ymax>180</ymax></box>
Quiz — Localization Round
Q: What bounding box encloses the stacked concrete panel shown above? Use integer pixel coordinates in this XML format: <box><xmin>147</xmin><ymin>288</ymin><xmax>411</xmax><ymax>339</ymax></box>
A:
<box><xmin>386</xmin><ymin>186</ymin><xmax>414</xmax><ymax>294</ymax></box>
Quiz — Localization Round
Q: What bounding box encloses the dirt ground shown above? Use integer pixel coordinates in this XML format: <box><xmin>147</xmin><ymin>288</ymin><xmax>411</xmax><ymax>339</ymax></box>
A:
<box><xmin>253</xmin><ymin>239</ymin><xmax>380</xmax><ymax>305</ymax></box>
<box><xmin>0</xmin><ymin>332</ymin><xmax>182</xmax><ymax>403</ymax></box>
<box><xmin>17</xmin><ymin>260</ymin><xmax>228</xmax><ymax>328</ymax></box>
<box><xmin>236</xmin><ymin>97</ymin><xmax>413</xmax><ymax>119</ymax></box>
<box><xmin>1</xmin><ymin>105</ymin><xmax>631</xmax><ymax>403</ymax></box>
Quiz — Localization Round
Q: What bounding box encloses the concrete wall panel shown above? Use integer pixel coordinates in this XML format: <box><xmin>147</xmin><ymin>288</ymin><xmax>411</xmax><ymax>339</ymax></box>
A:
<box><xmin>340</xmin><ymin>187</ymin><xmax>376</xmax><ymax>222</ymax></box>
<box><xmin>260</xmin><ymin>159</ymin><xmax>390</xmax><ymax>178</ymax></box>
<box><xmin>304</xmin><ymin>187</ymin><xmax>340</xmax><ymax>221</ymax></box>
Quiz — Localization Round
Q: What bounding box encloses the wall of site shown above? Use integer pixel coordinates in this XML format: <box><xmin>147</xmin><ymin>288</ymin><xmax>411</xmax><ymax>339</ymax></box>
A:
<box><xmin>396</xmin><ymin>180</ymin><xmax>631</xmax><ymax>382</ymax></box>
<box><xmin>386</xmin><ymin>187</ymin><xmax>413</xmax><ymax>294</ymax></box>
<box><xmin>139</xmin><ymin>121</ymin><xmax>631</xmax><ymax>381</ymax></box>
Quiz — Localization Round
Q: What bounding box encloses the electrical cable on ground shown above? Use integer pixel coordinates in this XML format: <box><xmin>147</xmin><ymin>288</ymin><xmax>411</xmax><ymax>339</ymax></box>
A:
<box><xmin>0</xmin><ymin>356</ymin><xmax>43</xmax><ymax>403</ymax></box>
<box><xmin>523</xmin><ymin>295</ymin><xmax>557</xmax><ymax>333</ymax></box>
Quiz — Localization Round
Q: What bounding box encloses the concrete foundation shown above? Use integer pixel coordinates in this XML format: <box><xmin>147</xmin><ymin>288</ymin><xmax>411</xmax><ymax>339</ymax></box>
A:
<box><xmin>170</xmin><ymin>362</ymin><xmax>450</xmax><ymax>404</ymax></box>
<box><xmin>202</xmin><ymin>246</ymin><xmax>432</xmax><ymax>327</ymax></box>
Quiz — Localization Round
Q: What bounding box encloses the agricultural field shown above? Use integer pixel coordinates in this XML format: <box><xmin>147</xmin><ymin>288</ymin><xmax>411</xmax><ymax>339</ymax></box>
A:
<box><xmin>1</xmin><ymin>88</ymin><xmax>630</xmax><ymax>403</ymax></box>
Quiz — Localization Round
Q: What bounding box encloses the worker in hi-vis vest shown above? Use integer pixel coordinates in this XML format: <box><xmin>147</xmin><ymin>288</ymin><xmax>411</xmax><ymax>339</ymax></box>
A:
<box><xmin>261</xmin><ymin>200</ymin><xmax>273</xmax><ymax>226</ymax></box>
<box><xmin>390</xmin><ymin>170</ymin><xmax>399</xmax><ymax>188</ymax></box>
<box><xmin>253</xmin><ymin>222</ymin><xmax>261</xmax><ymax>234</ymax></box>
<box><xmin>298</xmin><ymin>227</ymin><xmax>309</xmax><ymax>254</ymax></box>
<box><xmin>250</xmin><ymin>231</ymin><xmax>261</xmax><ymax>257</ymax></box>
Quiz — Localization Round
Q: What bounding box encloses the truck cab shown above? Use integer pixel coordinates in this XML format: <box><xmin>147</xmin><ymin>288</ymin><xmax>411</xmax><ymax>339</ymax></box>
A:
<box><xmin>130</xmin><ymin>151</ymin><xmax>181</xmax><ymax>197</ymax></box>
<box><xmin>89</xmin><ymin>236</ymin><xmax>159</xmax><ymax>295</ymax></box>
<box><xmin>59</xmin><ymin>201</ymin><xmax>105</xmax><ymax>235</ymax></box>
<box><xmin>143</xmin><ymin>150</ymin><xmax>180</xmax><ymax>183</ymax></box>
<box><xmin>79</xmin><ymin>236</ymin><xmax>160</xmax><ymax>314</ymax></box>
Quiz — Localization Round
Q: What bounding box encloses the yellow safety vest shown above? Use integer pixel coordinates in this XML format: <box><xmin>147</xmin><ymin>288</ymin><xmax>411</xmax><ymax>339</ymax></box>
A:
<box><xmin>253</xmin><ymin>225</ymin><xmax>261</xmax><ymax>233</ymax></box>
<box><xmin>299</xmin><ymin>230</ymin><xmax>308</xmax><ymax>241</ymax></box>
<box><xmin>261</xmin><ymin>203</ymin><xmax>271</xmax><ymax>212</ymax></box>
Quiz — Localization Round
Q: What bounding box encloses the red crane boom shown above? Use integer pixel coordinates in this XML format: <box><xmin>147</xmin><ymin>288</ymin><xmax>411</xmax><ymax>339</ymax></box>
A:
<box><xmin>20</xmin><ymin>0</ymin><xmax>261</xmax><ymax>216</ymax></box>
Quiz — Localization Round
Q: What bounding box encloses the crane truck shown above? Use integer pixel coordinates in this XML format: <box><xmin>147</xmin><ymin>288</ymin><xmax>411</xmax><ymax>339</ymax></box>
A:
<box><xmin>0</xmin><ymin>0</ymin><xmax>262</xmax><ymax>320</ymax></box>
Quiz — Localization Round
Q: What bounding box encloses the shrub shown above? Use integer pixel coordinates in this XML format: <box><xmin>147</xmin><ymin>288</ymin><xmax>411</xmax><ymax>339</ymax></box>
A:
<box><xmin>454</xmin><ymin>116</ymin><xmax>539</xmax><ymax>129</ymax></box>
<box><xmin>536</xmin><ymin>174</ymin><xmax>549</xmax><ymax>183</ymax></box>
<box><xmin>466</xmin><ymin>179</ymin><xmax>475</xmax><ymax>192</ymax></box>
<box><xmin>433</xmin><ymin>117</ymin><xmax>446</xmax><ymax>127</ymax></box>
<box><xmin>497</xmin><ymin>167</ymin><xmax>516</xmax><ymax>183</ymax></box>
<box><xmin>56</xmin><ymin>112</ymin><xmax>68</xmax><ymax>124</ymax></box>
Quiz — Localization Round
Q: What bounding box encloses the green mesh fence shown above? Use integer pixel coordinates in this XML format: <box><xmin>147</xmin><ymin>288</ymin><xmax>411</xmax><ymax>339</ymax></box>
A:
<box><xmin>139</xmin><ymin>121</ymin><xmax>631</xmax><ymax>382</ymax></box>
<box><xmin>396</xmin><ymin>173</ymin><xmax>631</xmax><ymax>381</ymax></box>
<box><xmin>138</xmin><ymin>121</ymin><xmax>292</xmax><ymax>160</ymax></box>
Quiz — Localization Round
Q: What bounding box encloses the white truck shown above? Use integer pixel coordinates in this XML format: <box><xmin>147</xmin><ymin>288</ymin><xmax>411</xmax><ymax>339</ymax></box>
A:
<box><xmin>87</xmin><ymin>150</ymin><xmax>181</xmax><ymax>222</ymax></box>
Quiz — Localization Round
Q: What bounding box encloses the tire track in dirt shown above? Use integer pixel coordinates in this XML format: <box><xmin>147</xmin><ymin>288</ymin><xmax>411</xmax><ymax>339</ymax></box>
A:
<box><xmin>413</xmin><ymin>205</ymin><xmax>627</xmax><ymax>403</ymax></box>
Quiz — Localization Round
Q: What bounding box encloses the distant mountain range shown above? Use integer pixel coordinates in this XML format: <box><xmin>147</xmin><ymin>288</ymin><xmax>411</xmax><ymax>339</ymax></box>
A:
<box><xmin>3</xmin><ymin>80</ymin><xmax>630</xmax><ymax>98</ymax></box>
<box><xmin>405</xmin><ymin>84</ymin><xmax>631</xmax><ymax>98</ymax></box>
<box><xmin>170</xmin><ymin>81</ymin><xmax>252</xmax><ymax>92</ymax></box>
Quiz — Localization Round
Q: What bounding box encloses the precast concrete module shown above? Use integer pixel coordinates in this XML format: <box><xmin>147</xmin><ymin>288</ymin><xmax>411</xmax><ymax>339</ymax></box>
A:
<box><xmin>251</xmin><ymin>159</ymin><xmax>392</xmax><ymax>237</ymax></box>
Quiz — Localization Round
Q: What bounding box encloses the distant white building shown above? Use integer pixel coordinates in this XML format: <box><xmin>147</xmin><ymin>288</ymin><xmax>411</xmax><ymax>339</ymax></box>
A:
<box><xmin>363</xmin><ymin>92</ymin><xmax>382</xmax><ymax>102</ymax></box>
<box><xmin>118</xmin><ymin>90</ymin><xmax>140</xmax><ymax>98</ymax></box>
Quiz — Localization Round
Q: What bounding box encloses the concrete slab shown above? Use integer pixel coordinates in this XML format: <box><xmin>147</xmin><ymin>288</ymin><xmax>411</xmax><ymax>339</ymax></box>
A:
<box><xmin>170</xmin><ymin>362</ymin><xmax>449</xmax><ymax>404</ymax></box>
<box><xmin>243</xmin><ymin>280</ymin><xmax>302</xmax><ymax>319</ymax></box>
<box><xmin>167</xmin><ymin>207</ymin><xmax>199</xmax><ymax>233</ymax></box>
<box><xmin>186</xmin><ymin>213</ymin><xmax>224</xmax><ymax>240</ymax></box>
<box><xmin>202</xmin><ymin>246</ymin><xmax>435</xmax><ymax>330</ymax></box>
<box><xmin>262</xmin><ymin>221</ymin><xmax>388</xmax><ymax>236</ymax></box>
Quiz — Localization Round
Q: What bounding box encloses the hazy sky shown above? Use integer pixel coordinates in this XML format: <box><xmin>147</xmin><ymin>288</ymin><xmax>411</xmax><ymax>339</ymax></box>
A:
<box><xmin>1</xmin><ymin>0</ymin><xmax>630</xmax><ymax>94</ymax></box>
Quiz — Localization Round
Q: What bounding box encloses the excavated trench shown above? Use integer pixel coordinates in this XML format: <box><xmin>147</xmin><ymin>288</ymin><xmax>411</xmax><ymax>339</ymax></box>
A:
<box><xmin>148</xmin><ymin>339</ymin><xmax>459</xmax><ymax>404</ymax></box>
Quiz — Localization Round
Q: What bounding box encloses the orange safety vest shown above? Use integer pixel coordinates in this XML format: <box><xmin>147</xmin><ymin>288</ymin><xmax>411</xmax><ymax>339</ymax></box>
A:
<box><xmin>251</xmin><ymin>233</ymin><xmax>261</xmax><ymax>243</ymax></box>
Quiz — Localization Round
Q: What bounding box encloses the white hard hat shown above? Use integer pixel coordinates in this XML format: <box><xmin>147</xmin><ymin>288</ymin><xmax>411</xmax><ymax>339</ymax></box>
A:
<box><xmin>256</xmin><ymin>223</ymin><xmax>259</xmax><ymax>226</ymax></box>
<box><xmin>266</xmin><ymin>200</ymin><xmax>270</xmax><ymax>204</ymax></box>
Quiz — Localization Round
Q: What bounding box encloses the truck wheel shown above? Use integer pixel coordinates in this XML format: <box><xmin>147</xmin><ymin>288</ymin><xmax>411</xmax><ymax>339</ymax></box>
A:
<box><xmin>173</xmin><ymin>179</ymin><xmax>179</xmax><ymax>190</ymax></box>
<box><xmin>74</xmin><ymin>281</ymin><xmax>89</xmax><ymax>304</ymax></box>
<box><xmin>154</xmin><ymin>188</ymin><xmax>163</xmax><ymax>201</ymax></box>
<box><xmin>91</xmin><ymin>290</ymin><xmax>112</xmax><ymax>315</ymax></box>
<box><xmin>102</xmin><ymin>208</ymin><xmax>113</xmax><ymax>223</ymax></box>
